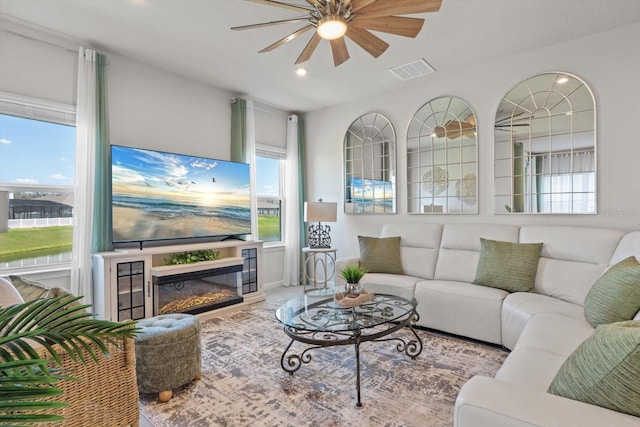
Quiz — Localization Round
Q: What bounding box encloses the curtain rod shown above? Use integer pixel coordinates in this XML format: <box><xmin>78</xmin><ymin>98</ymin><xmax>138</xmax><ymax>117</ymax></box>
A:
<box><xmin>0</xmin><ymin>27</ymin><xmax>78</xmax><ymax>54</ymax></box>
<box><xmin>230</xmin><ymin>98</ymin><xmax>275</xmax><ymax>115</ymax></box>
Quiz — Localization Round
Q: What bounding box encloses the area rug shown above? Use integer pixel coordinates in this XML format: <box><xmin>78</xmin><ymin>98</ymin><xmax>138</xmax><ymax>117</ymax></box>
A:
<box><xmin>139</xmin><ymin>299</ymin><xmax>508</xmax><ymax>427</ymax></box>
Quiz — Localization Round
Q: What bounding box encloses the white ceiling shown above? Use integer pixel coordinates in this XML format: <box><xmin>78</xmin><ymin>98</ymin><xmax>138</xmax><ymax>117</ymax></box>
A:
<box><xmin>1</xmin><ymin>0</ymin><xmax>640</xmax><ymax>112</ymax></box>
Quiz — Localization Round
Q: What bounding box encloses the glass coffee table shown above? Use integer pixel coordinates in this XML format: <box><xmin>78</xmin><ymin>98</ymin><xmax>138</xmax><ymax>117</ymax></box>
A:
<box><xmin>275</xmin><ymin>286</ymin><xmax>422</xmax><ymax>407</ymax></box>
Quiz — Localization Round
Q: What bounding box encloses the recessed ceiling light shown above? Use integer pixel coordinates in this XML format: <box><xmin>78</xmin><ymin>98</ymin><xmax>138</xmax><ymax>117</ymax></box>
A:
<box><xmin>557</xmin><ymin>77</ymin><xmax>569</xmax><ymax>84</ymax></box>
<box><xmin>295</xmin><ymin>67</ymin><xmax>308</xmax><ymax>77</ymax></box>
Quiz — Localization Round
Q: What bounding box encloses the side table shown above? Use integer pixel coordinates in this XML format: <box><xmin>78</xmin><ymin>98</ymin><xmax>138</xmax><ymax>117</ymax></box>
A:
<box><xmin>302</xmin><ymin>247</ymin><xmax>336</xmax><ymax>295</ymax></box>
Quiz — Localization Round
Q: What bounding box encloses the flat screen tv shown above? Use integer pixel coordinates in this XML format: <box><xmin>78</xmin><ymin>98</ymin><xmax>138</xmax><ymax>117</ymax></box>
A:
<box><xmin>111</xmin><ymin>145</ymin><xmax>251</xmax><ymax>245</ymax></box>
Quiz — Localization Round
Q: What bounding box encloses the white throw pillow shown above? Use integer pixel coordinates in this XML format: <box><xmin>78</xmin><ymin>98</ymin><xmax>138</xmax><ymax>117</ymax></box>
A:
<box><xmin>0</xmin><ymin>277</ymin><xmax>24</xmax><ymax>307</ymax></box>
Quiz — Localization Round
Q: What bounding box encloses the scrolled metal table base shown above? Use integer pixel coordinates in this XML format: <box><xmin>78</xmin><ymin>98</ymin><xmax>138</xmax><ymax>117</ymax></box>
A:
<box><xmin>279</xmin><ymin>312</ymin><xmax>422</xmax><ymax>407</ymax></box>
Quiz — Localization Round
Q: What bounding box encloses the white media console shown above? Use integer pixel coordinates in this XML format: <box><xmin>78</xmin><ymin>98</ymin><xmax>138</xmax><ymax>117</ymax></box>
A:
<box><xmin>92</xmin><ymin>240</ymin><xmax>264</xmax><ymax>322</ymax></box>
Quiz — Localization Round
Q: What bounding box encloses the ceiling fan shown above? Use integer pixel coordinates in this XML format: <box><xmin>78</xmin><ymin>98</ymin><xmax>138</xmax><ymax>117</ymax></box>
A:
<box><xmin>494</xmin><ymin>112</ymin><xmax>530</xmax><ymax>132</ymax></box>
<box><xmin>231</xmin><ymin>0</ymin><xmax>443</xmax><ymax>66</ymax></box>
<box><xmin>434</xmin><ymin>115</ymin><xmax>476</xmax><ymax>139</ymax></box>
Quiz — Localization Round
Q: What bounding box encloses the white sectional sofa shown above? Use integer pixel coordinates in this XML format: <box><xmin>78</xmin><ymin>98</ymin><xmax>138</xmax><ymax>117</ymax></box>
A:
<box><xmin>335</xmin><ymin>223</ymin><xmax>640</xmax><ymax>427</ymax></box>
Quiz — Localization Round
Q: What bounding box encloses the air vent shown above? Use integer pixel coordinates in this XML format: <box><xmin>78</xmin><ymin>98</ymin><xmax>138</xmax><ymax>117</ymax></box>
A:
<box><xmin>389</xmin><ymin>58</ymin><xmax>435</xmax><ymax>81</ymax></box>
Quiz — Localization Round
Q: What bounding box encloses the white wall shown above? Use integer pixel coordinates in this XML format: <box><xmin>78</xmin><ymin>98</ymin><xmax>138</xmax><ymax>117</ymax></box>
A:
<box><xmin>0</xmin><ymin>21</ymin><xmax>288</xmax><ymax>287</ymax></box>
<box><xmin>0</xmin><ymin>20</ymin><xmax>77</xmax><ymax>104</ymax></box>
<box><xmin>304</xmin><ymin>23</ymin><xmax>640</xmax><ymax>259</ymax></box>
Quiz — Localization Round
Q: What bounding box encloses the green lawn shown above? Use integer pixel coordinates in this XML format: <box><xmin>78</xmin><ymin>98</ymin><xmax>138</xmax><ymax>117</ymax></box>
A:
<box><xmin>0</xmin><ymin>226</ymin><xmax>72</xmax><ymax>262</ymax></box>
<box><xmin>0</xmin><ymin>218</ymin><xmax>279</xmax><ymax>263</ymax></box>
<box><xmin>258</xmin><ymin>216</ymin><xmax>281</xmax><ymax>242</ymax></box>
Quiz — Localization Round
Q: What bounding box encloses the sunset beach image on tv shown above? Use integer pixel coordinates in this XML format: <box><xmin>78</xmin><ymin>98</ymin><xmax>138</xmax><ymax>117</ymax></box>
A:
<box><xmin>111</xmin><ymin>145</ymin><xmax>251</xmax><ymax>243</ymax></box>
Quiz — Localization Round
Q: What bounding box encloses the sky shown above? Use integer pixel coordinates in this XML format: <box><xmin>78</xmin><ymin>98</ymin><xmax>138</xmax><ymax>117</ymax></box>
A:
<box><xmin>0</xmin><ymin>114</ymin><xmax>75</xmax><ymax>186</ymax></box>
<box><xmin>111</xmin><ymin>145</ymin><xmax>250</xmax><ymax>198</ymax></box>
<box><xmin>0</xmin><ymin>113</ymin><xmax>280</xmax><ymax>195</ymax></box>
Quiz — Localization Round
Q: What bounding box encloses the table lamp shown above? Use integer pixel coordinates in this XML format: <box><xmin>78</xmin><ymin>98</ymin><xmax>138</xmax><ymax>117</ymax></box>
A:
<box><xmin>304</xmin><ymin>199</ymin><xmax>337</xmax><ymax>248</ymax></box>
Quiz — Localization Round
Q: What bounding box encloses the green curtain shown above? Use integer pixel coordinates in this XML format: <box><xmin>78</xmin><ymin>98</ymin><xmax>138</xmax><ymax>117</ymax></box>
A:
<box><xmin>297</xmin><ymin>117</ymin><xmax>307</xmax><ymax>257</ymax></box>
<box><xmin>513</xmin><ymin>142</ymin><xmax>524</xmax><ymax>213</ymax></box>
<box><xmin>230</xmin><ymin>99</ymin><xmax>247</xmax><ymax>162</ymax></box>
<box><xmin>91</xmin><ymin>52</ymin><xmax>112</xmax><ymax>253</ymax></box>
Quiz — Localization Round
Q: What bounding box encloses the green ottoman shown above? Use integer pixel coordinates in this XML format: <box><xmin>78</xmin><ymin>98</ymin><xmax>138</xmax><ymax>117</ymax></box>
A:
<box><xmin>134</xmin><ymin>313</ymin><xmax>202</xmax><ymax>402</ymax></box>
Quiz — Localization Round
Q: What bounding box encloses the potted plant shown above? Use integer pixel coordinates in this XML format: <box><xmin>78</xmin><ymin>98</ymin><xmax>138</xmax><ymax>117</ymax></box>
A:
<box><xmin>0</xmin><ymin>295</ymin><xmax>138</xmax><ymax>424</ymax></box>
<box><xmin>340</xmin><ymin>265</ymin><xmax>367</xmax><ymax>296</ymax></box>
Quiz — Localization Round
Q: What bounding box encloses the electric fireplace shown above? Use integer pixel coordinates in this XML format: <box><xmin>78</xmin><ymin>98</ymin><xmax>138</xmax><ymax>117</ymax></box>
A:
<box><xmin>152</xmin><ymin>265</ymin><xmax>243</xmax><ymax>316</ymax></box>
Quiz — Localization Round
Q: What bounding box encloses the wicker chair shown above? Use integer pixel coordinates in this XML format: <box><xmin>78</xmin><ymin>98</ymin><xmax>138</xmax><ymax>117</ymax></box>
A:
<box><xmin>7</xmin><ymin>276</ymin><xmax>140</xmax><ymax>427</ymax></box>
<box><xmin>32</xmin><ymin>337</ymin><xmax>140</xmax><ymax>427</ymax></box>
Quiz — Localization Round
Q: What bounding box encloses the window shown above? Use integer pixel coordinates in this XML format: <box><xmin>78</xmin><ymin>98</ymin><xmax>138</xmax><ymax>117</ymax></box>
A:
<box><xmin>255</xmin><ymin>145</ymin><xmax>285</xmax><ymax>245</ymax></box>
<box><xmin>0</xmin><ymin>93</ymin><xmax>76</xmax><ymax>272</ymax></box>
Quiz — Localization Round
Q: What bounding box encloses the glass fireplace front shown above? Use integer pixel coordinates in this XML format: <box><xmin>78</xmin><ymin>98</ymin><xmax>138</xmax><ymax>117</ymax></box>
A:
<box><xmin>152</xmin><ymin>265</ymin><xmax>243</xmax><ymax>316</ymax></box>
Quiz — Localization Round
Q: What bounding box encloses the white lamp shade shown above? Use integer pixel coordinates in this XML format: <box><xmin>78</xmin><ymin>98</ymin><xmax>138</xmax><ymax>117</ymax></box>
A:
<box><xmin>304</xmin><ymin>201</ymin><xmax>337</xmax><ymax>222</ymax></box>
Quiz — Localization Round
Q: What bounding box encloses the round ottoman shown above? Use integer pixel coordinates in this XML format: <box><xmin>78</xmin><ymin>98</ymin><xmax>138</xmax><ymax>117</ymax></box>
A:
<box><xmin>134</xmin><ymin>313</ymin><xmax>202</xmax><ymax>402</ymax></box>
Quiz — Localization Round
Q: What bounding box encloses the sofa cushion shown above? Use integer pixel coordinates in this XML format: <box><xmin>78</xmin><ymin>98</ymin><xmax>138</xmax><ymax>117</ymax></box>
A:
<box><xmin>584</xmin><ymin>256</ymin><xmax>640</xmax><ymax>327</ymax></box>
<box><xmin>435</xmin><ymin>224</ymin><xmax>520</xmax><ymax>283</ymax></box>
<box><xmin>360</xmin><ymin>273</ymin><xmax>421</xmax><ymax>289</ymax></box>
<box><xmin>514</xmin><ymin>313</ymin><xmax>594</xmax><ymax>358</ymax></box>
<box><xmin>358</xmin><ymin>236</ymin><xmax>403</xmax><ymax>274</ymax></box>
<box><xmin>473</xmin><ymin>239</ymin><xmax>542</xmax><ymax>292</ymax></box>
<box><xmin>519</xmin><ymin>226</ymin><xmax>624</xmax><ymax>305</ymax></box>
<box><xmin>495</xmin><ymin>346</ymin><xmax>568</xmax><ymax>391</ymax></box>
<box><xmin>381</xmin><ymin>223</ymin><xmax>442</xmax><ymax>280</ymax></box>
<box><xmin>0</xmin><ymin>277</ymin><xmax>24</xmax><ymax>307</ymax></box>
<box><xmin>414</xmin><ymin>280</ymin><xmax>507</xmax><ymax>345</ymax></box>
<box><xmin>608</xmin><ymin>231</ymin><xmax>640</xmax><ymax>267</ymax></box>
<box><xmin>501</xmin><ymin>292</ymin><xmax>586</xmax><ymax>350</ymax></box>
<box><xmin>548</xmin><ymin>320</ymin><xmax>640</xmax><ymax>417</ymax></box>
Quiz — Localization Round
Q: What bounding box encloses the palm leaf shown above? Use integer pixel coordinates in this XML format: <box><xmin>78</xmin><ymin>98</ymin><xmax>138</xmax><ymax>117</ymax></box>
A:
<box><xmin>1</xmin><ymin>296</ymin><xmax>137</xmax><ymax>364</ymax></box>
<box><xmin>0</xmin><ymin>295</ymin><xmax>139</xmax><ymax>425</ymax></box>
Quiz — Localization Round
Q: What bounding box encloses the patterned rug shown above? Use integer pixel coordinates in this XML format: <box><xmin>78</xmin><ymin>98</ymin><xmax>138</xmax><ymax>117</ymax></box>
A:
<box><xmin>139</xmin><ymin>298</ymin><xmax>508</xmax><ymax>427</ymax></box>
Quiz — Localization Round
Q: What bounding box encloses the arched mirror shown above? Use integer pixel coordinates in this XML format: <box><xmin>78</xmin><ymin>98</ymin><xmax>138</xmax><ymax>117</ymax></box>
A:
<box><xmin>494</xmin><ymin>72</ymin><xmax>596</xmax><ymax>214</ymax></box>
<box><xmin>407</xmin><ymin>96</ymin><xmax>478</xmax><ymax>214</ymax></box>
<box><xmin>344</xmin><ymin>112</ymin><xmax>396</xmax><ymax>214</ymax></box>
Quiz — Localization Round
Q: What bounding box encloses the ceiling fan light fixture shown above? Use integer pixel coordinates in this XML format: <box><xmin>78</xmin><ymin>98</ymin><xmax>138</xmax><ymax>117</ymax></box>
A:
<box><xmin>317</xmin><ymin>15</ymin><xmax>347</xmax><ymax>40</ymax></box>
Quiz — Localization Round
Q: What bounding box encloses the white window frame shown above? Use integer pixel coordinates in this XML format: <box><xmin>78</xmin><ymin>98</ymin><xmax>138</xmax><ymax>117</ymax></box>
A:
<box><xmin>0</xmin><ymin>92</ymin><xmax>76</xmax><ymax>274</ymax></box>
<box><xmin>255</xmin><ymin>144</ymin><xmax>286</xmax><ymax>248</ymax></box>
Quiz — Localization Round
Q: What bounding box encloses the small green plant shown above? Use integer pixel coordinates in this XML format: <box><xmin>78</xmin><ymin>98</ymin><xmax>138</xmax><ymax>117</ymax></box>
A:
<box><xmin>166</xmin><ymin>250</ymin><xmax>220</xmax><ymax>265</ymax></box>
<box><xmin>340</xmin><ymin>265</ymin><xmax>367</xmax><ymax>284</ymax></box>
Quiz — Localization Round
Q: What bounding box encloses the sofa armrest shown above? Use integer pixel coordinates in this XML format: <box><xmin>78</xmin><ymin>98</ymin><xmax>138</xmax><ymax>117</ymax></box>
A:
<box><xmin>335</xmin><ymin>257</ymin><xmax>360</xmax><ymax>286</ymax></box>
<box><xmin>455</xmin><ymin>376</ymin><xmax>639</xmax><ymax>427</ymax></box>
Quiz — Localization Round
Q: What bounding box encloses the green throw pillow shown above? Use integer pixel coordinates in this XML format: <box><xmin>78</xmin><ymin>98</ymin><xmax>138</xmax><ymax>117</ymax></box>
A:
<box><xmin>358</xmin><ymin>236</ymin><xmax>403</xmax><ymax>275</ymax></box>
<box><xmin>584</xmin><ymin>256</ymin><xmax>640</xmax><ymax>327</ymax></box>
<box><xmin>548</xmin><ymin>320</ymin><xmax>640</xmax><ymax>417</ymax></box>
<box><xmin>8</xmin><ymin>275</ymin><xmax>85</xmax><ymax>319</ymax></box>
<box><xmin>9</xmin><ymin>275</ymin><xmax>50</xmax><ymax>302</ymax></box>
<box><xmin>473</xmin><ymin>238</ymin><xmax>543</xmax><ymax>292</ymax></box>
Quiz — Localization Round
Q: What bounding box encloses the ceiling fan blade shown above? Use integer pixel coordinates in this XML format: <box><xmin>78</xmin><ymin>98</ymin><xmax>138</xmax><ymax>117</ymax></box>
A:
<box><xmin>231</xmin><ymin>17</ymin><xmax>311</xmax><ymax>31</ymax></box>
<box><xmin>351</xmin><ymin>0</ymin><xmax>377</xmax><ymax>13</ymax></box>
<box><xmin>330</xmin><ymin>37</ymin><xmax>350</xmax><ymax>66</ymax></box>
<box><xmin>246</xmin><ymin>0</ymin><xmax>313</xmax><ymax>13</ymax></box>
<box><xmin>345</xmin><ymin>27</ymin><xmax>389</xmax><ymax>58</ymax></box>
<box><xmin>357</xmin><ymin>0</ymin><xmax>442</xmax><ymax>18</ymax></box>
<box><xmin>259</xmin><ymin>25</ymin><xmax>314</xmax><ymax>53</ymax></box>
<box><xmin>296</xmin><ymin>33</ymin><xmax>322</xmax><ymax>64</ymax></box>
<box><xmin>351</xmin><ymin>15</ymin><xmax>424</xmax><ymax>38</ymax></box>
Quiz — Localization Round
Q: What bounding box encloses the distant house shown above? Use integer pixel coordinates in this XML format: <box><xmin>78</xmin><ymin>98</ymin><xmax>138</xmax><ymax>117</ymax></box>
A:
<box><xmin>257</xmin><ymin>199</ymin><xmax>280</xmax><ymax>216</ymax></box>
<box><xmin>9</xmin><ymin>199</ymin><xmax>73</xmax><ymax>219</ymax></box>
